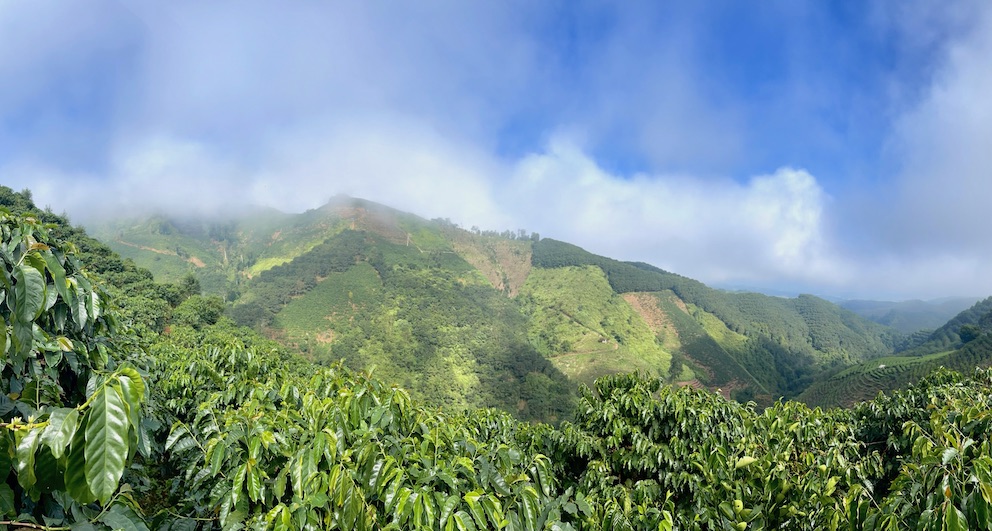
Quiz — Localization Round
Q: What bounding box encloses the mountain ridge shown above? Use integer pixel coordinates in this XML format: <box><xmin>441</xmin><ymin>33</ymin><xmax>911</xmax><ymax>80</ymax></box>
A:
<box><xmin>86</xmin><ymin>196</ymin><xmax>992</xmax><ymax>411</ymax></box>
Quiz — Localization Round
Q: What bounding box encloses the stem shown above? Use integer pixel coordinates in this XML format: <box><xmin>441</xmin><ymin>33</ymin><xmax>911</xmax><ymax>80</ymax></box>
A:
<box><xmin>0</xmin><ymin>521</ymin><xmax>70</xmax><ymax>530</ymax></box>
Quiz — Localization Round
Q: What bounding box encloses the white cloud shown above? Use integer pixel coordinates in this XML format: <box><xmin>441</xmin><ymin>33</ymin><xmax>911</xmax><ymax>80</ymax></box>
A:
<box><xmin>505</xmin><ymin>139</ymin><xmax>840</xmax><ymax>287</ymax></box>
<box><xmin>6</xmin><ymin>1</ymin><xmax>992</xmax><ymax>300</ymax></box>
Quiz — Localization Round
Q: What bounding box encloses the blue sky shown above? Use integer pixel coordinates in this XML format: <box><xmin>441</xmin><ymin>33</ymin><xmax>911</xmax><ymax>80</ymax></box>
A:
<box><xmin>2</xmin><ymin>1</ymin><xmax>991</xmax><ymax>300</ymax></box>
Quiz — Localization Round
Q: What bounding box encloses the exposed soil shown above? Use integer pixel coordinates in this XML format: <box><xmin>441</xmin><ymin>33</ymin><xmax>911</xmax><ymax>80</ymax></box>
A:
<box><xmin>114</xmin><ymin>239</ymin><xmax>177</xmax><ymax>256</ymax></box>
<box><xmin>314</xmin><ymin>330</ymin><xmax>336</xmax><ymax>344</ymax></box>
<box><xmin>622</xmin><ymin>293</ymin><xmax>679</xmax><ymax>339</ymax></box>
<box><xmin>452</xmin><ymin>237</ymin><xmax>532</xmax><ymax>296</ymax></box>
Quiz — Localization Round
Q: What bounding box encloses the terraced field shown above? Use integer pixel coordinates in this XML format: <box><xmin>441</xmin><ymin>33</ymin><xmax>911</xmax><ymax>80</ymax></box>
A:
<box><xmin>800</xmin><ymin>335</ymin><xmax>992</xmax><ymax>406</ymax></box>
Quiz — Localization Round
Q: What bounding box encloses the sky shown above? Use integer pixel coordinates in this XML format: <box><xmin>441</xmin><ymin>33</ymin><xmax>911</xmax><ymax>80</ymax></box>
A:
<box><xmin>1</xmin><ymin>0</ymin><xmax>991</xmax><ymax>301</ymax></box>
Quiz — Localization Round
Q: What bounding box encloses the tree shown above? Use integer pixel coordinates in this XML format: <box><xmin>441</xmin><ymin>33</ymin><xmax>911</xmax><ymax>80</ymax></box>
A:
<box><xmin>959</xmin><ymin>324</ymin><xmax>981</xmax><ymax>343</ymax></box>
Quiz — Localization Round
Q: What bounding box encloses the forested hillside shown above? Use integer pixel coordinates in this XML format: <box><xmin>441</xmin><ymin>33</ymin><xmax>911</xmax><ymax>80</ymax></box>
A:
<box><xmin>841</xmin><ymin>297</ymin><xmax>980</xmax><ymax>334</ymax></box>
<box><xmin>89</xmin><ymin>196</ymin><xmax>913</xmax><ymax>408</ymax></box>
<box><xmin>800</xmin><ymin>297</ymin><xmax>992</xmax><ymax>407</ymax></box>
<box><xmin>3</xmin><ymin>187</ymin><xmax>992</xmax><ymax>529</ymax></box>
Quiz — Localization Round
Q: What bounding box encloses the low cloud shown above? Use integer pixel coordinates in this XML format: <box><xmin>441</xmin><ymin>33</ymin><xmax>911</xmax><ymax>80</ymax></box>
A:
<box><xmin>505</xmin><ymin>140</ymin><xmax>841</xmax><ymax>288</ymax></box>
<box><xmin>4</xmin><ymin>2</ymin><xmax>992</xmax><ymax>300</ymax></box>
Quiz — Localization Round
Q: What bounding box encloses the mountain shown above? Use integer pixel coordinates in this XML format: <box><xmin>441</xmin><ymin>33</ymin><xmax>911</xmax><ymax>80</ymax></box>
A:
<box><xmin>798</xmin><ymin>296</ymin><xmax>992</xmax><ymax>406</ymax></box>
<box><xmin>8</xmin><ymin>182</ymin><xmax>992</xmax><ymax>531</ymax></box>
<box><xmin>90</xmin><ymin>196</ymin><xmax>909</xmax><ymax>408</ymax></box>
<box><xmin>840</xmin><ymin>297</ymin><xmax>980</xmax><ymax>333</ymax></box>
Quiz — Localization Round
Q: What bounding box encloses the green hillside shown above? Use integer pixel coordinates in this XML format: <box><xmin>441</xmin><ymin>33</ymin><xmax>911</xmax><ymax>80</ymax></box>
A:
<box><xmin>841</xmin><ymin>297</ymin><xmax>980</xmax><ymax>333</ymax></box>
<box><xmin>800</xmin><ymin>298</ymin><xmax>992</xmax><ymax>406</ymax></box>
<box><xmin>6</xmin><ymin>186</ymin><xmax>992</xmax><ymax>530</ymax></box>
<box><xmin>90</xmin><ymin>196</ymin><xmax>939</xmax><ymax>408</ymax></box>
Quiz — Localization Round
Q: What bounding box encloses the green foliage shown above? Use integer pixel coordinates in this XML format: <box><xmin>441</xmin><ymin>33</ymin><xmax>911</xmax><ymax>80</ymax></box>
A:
<box><xmin>153</xmin><ymin>346</ymin><xmax>591</xmax><ymax>530</ymax></box>
<box><xmin>517</xmin><ymin>266</ymin><xmax>671</xmax><ymax>386</ymax></box>
<box><xmin>531</xmin><ymin>239</ymin><xmax>895</xmax><ymax>398</ymax></box>
<box><xmin>908</xmin><ymin>297</ymin><xmax>992</xmax><ymax>354</ymax></box>
<box><xmin>0</xmin><ymin>209</ymin><xmax>147</xmax><ymax>529</ymax></box>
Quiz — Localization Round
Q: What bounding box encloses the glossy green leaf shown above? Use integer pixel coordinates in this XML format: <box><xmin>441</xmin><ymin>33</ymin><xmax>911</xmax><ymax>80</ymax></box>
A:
<box><xmin>84</xmin><ymin>384</ymin><xmax>131</xmax><ymax>504</ymax></box>
<box><xmin>15</xmin><ymin>427</ymin><xmax>42</xmax><ymax>492</ymax></box>
<box><xmin>13</xmin><ymin>263</ymin><xmax>45</xmax><ymax>323</ymax></box>
<box><xmin>65</xmin><ymin>422</ymin><xmax>96</xmax><ymax>504</ymax></box>
<box><xmin>41</xmin><ymin>407</ymin><xmax>80</xmax><ymax>459</ymax></box>
<box><xmin>735</xmin><ymin>456</ymin><xmax>758</xmax><ymax>469</ymax></box>
<box><xmin>116</xmin><ymin>367</ymin><xmax>145</xmax><ymax>430</ymax></box>
<box><xmin>440</xmin><ymin>494</ymin><xmax>460</xmax><ymax>528</ymax></box>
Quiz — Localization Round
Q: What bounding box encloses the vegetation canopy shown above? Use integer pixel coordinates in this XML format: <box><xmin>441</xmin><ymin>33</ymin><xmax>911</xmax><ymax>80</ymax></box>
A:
<box><xmin>1</xmin><ymin>187</ymin><xmax>992</xmax><ymax>530</ymax></box>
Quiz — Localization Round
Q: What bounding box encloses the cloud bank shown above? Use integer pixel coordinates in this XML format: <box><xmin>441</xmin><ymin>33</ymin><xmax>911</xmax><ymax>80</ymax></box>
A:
<box><xmin>2</xmin><ymin>1</ymin><xmax>992</xmax><ymax>300</ymax></box>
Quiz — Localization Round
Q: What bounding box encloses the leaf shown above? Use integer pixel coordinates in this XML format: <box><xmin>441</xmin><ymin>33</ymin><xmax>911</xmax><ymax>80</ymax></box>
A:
<box><xmin>84</xmin><ymin>384</ymin><xmax>131</xmax><ymax>504</ymax></box>
<box><xmin>65</xmin><ymin>422</ymin><xmax>96</xmax><ymax>504</ymax></box>
<box><xmin>116</xmin><ymin>367</ymin><xmax>145</xmax><ymax>430</ymax></box>
<box><xmin>13</xmin><ymin>263</ymin><xmax>45</xmax><ymax>323</ymax></box>
<box><xmin>464</xmin><ymin>491</ymin><xmax>488</xmax><ymax>530</ymax></box>
<box><xmin>440</xmin><ymin>494</ymin><xmax>460</xmax><ymax>529</ymax></box>
<box><xmin>453</xmin><ymin>510</ymin><xmax>478</xmax><ymax>531</ymax></box>
<box><xmin>41</xmin><ymin>408</ymin><xmax>80</xmax><ymax>459</ymax></box>
<box><xmin>0</xmin><ymin>314</ymin><xmax>7</xmax><ymax>357</ymax></box>
<box><xmin>11</xmin><ymin>320</ymin><xmax>34</xmax><ymax>363</ymax></box>
<box><xmin>735</xmin><ymin>456</ymin><xmax>758</xmax><ymax>469</ymax></box>
<box><xmin>99</xmin><ymin>503</ymin><xmax>150</xmax><ymax>531</ymax></box>
<box><xmin>944</xmin><ymin>503</ymin><xmax>967</xmax><ymax>531</ymax></box>
<box><xmin>15</xmin><ymin>427</ymin><xmax>43</xmax><ymax>492</ymax></box>
<box><xmin>44</xmin><ymin>252</ymin><xmax>69</xmax><ymax>303</ymax></box>
<box><xmin>0</xmin><ymin>483</ymin><xmax>14</xmax><ymax>516</ymax></box>
<box><xmin>942</xmin><ymin>448</ymin><xmax>959</xmax><ymax>465</ymax></box>
<box><xmin>165</xmin><ymin>424</ymin><xmax>190</xmax><ymax>451</ymax></box>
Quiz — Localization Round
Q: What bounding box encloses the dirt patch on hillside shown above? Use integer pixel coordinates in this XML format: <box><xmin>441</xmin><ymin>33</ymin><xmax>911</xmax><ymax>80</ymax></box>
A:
<box><xmin>334</xmin><ymin>206</ymin><xmax>408</xmax><ymax>244</ymax></box>
<box><xmin>676</xmin><ymin>379</ymin><xmax>705</xmax><ymax>390</ymax></box>
<box><xmin>669</xmin><ymin>294</ymin><xmax>690</xmax><ymax>314</ymax></box>
<box><xmin>452</xmin><ymin>237</ymin><xmax>532</xmax><ymax>296</ymax></box>
<box><xmin>623</xmin><ymin>293</ymin><xmax>679</xmax><ymax>339</ymax></box>
<box><xmin>114</xmin><ymin>240</ymin><xmax>177</xmax><ymax>256</ymax></box>
<box><xmin>188</xmin><ymin>256</ymin><xmax>206</xmax><ymax>267</ymax></box>
<box><xmin>314</xmin><ymin>330</ymin><xmax>335</xmax><ymax>344</ymax></box>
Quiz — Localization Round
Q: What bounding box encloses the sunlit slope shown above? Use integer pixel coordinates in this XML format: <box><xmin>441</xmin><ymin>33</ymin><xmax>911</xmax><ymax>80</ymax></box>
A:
<box><xmin>517</xmin><ymin>266</ymin><xmax>672</xmax><ymax>387</ymax></box>
<box><xmin>530</xmin><ymin>238</ymin><xmax>896</xmax><ymax>399</ymax></box>
<box><xmin>247</xmin><ymin>230</ymin><xmax>574</xmax><ymax>422</ymax></box>
<box><xmin>92</xmin><ymin>196</ymin><xmax>908</xmax><ymax>407</ymax></box>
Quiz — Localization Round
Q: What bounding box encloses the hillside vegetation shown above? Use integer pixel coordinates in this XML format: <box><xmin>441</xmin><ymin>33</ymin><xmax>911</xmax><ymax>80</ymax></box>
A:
<box><xmin>841</xmin><ymin>297</ymin><xmax>980</xmax><ymax>333</ymax></box>
<box><xmin>91</xmin><ymin>194</ymin><xmax>988</xmax><ymax>411</ymax></box>
<box><xmin>801</xmin><ymin>297</ymin><xmax>992</xmax><ymax>407</ymax></box>
<box><xmin>5</xmin><ymin>186</ymin><xmax>992</xmax><ymax>530</ymax></box>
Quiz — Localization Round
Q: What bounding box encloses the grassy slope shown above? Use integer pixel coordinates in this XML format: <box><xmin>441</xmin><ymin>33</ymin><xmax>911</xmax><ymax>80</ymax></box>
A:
<box><xmin>518</xmin><ymin>266</ymin><xmax>671</xmax><ymax>387</ymax></box>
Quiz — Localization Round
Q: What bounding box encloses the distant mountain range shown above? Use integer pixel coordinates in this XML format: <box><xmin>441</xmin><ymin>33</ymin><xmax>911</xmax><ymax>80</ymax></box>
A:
<box><xmin>839</xmin><ymin>297</ymin><xmax>980</xmax><ymax>333</ymax></box>
<box><xmin>87</xmin><ymin>196</ymin><xmax>992</xmax><ymax>411</ymax></box>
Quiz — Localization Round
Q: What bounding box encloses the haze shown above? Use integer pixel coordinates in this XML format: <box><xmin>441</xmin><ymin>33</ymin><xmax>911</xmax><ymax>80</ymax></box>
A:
<box><xmin>2</xmin><ymin>1</ymin><xmax>991</xmax><ymax>300</ymax></box>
